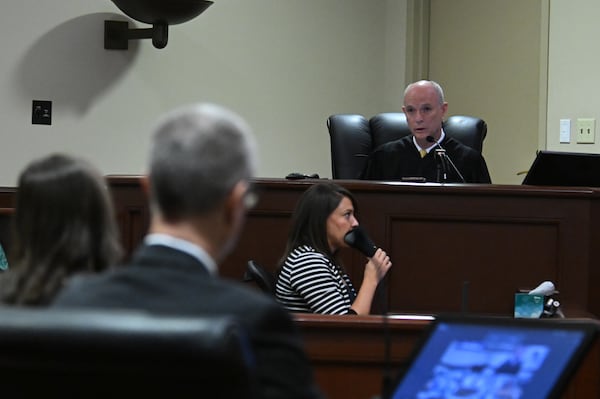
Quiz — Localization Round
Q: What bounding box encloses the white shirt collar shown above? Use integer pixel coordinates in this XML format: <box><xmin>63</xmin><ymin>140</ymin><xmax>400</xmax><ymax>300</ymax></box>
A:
<box><xmin>413</xmin><ymin>128</ymin><xmax>446</xmax><ymax>153</ymax></box>
<box><xmin>144</xmin><ymin>233</ymin><xmax>218</xmax><ymax>275</ymax></box>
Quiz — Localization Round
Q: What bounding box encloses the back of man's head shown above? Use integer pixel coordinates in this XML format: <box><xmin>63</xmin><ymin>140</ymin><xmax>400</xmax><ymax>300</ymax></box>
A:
<box><xmin>149</xmin><ymin>103</ymin><xmax>258</xmax><ymax>221</ymax></box>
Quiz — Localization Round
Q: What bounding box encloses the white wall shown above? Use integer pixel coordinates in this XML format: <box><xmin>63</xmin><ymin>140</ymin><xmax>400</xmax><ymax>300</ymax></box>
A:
<box><xmin>383</xmin><ymin>0</ymin><xmax>408</xmax><ymax>112</ymax></box>
<box><xmin>0</xmin><ymin>0</ymin><xmax>408</xmax><ymax>186</ymax></box>
<box><xmin>5</xmin><ymin>0</ymin><xmax>600</xmax><ymax>188</ymax></box>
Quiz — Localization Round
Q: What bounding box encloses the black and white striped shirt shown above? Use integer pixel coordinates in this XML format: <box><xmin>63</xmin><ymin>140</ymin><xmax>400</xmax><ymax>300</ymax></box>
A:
<box><xmin>275</xmin><ymin>245</ymin><xmax>357</xmax><ymax>314</ymax></box>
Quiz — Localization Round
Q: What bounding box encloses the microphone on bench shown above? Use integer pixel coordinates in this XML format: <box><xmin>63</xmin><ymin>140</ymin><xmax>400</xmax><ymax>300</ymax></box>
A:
<box><xmin>426</xmin><ymin>135</ymin><xmax>466</xmax><ymax>183</ymax></box>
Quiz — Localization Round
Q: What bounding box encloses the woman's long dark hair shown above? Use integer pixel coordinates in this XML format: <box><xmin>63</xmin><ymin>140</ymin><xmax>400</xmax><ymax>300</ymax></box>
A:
<box><xmin>278</xmin><ymin>182</ymin><xmax>356</xmax><ymax>269</ymax></box>
<box><xmin>0</xmin><ymin>154</ymin><xmax>122</xmax><ymax>305</ymax></box>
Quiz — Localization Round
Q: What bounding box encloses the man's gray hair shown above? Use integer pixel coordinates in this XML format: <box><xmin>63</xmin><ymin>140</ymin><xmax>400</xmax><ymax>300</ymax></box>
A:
<box><xmin>149</xmin><ymin>103</ymin><xmax>258</xmax><ymax>220</ymax></box>
<box><xmin>404</xmin><ymin>80</ymin><xmax>445</xmax><ymax>105</ymax></box>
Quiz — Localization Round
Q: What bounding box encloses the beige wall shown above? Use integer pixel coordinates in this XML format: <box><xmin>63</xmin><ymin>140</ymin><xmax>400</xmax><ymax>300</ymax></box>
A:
<box><xmin>3</xmin><ymin>1</ymin><xmax>596</xmax><ymax>187</ymax></box>
<box><xmin>427</xmin><ymin>0</ymin><xmax>547</xmax><ymax>184</ymax></box>
<box><xmin>424</xmin><ymin>0</ymin><xmax>600</xmax><ymax>184</ymax></box>
<box><xmin>0</xmin><ymin>0</ymin><xmax>407</xmax><ymax>186</ymax></box>
<box><xmin>546</xmin><ymin>0</ymin><xmax>600</xmax><ymax>153</ymax></box>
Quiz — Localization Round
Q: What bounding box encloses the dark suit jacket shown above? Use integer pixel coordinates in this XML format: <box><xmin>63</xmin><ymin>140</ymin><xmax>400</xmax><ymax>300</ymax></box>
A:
<box><xmin>363</xmin><ymin>135</ymin><xmax>492</xmax><ymax>183</ymax></box>
<box><xmin>52</xmin><ymin>244</ymin><xmax>323</xmax><ymax>399</ymax></box>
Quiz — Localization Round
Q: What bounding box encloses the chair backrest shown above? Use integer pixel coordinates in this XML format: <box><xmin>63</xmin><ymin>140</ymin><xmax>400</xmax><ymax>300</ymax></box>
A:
<box><xmin>0</xmin><ymin>307</ymin><xmax>256</xmax><ymax>397</ymax></box>
<box><xmin>327</xmin><ymin>112</ymin><xmax>488</xmax><ymax>179</ymax></box>
<box><xmin>243</xmin><ymin>260</ymin><xmax>276</xmax><ymax>295</ymax></box>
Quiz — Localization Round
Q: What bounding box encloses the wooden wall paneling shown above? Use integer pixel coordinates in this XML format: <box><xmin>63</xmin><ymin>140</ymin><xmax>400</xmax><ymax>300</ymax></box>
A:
<box><xmin>0</xmin><ymin>188</ymin><xmax>16</xmax><ymax>259</ymax></box>
<box><xmin>106</xmin><ymin>176</ymin><xmax>150</xmax><ymax>260</ymax></box>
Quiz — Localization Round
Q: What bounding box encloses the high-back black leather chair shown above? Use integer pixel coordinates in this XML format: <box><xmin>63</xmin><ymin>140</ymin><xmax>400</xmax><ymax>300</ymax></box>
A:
<box><xmin>0</xmin><ymin>307</ymin><xmax>256</xmax><ymax>398</ymax></box>
<box><xmin>327</xmin><ymin>112</ymin><xmax>488</xmax><ymax>179</ymax></box>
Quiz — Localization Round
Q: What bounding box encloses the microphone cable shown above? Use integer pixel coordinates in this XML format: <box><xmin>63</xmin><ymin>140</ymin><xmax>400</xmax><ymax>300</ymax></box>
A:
<box><xmin>379</xmin><ymin>274</ymin><xmax>393</xmax><ymax>399</ymax></box>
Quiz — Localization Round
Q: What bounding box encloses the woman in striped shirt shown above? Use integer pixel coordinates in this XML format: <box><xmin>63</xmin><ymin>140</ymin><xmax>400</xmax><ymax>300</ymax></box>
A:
<box><xmin>275</xmin><ymin>182</ymin><xmax>392</xmax><ymax>315</ymax></box>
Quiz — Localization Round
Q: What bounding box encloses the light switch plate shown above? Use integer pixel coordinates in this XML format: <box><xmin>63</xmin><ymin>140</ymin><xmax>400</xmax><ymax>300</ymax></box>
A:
<box><xmin>560</xmin><ymin>119</ymin><xmax>570</xmax><ymax>143</ymax></box>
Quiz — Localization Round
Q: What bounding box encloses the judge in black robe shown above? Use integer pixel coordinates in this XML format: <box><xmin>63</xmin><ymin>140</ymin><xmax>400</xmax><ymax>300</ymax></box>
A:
<box><xmin>362</xmin><ymin>133</ymin><xmax>491</xmax><ymax>183</ymax></box>
<box><xmin>363</xmin><ymin>79</ymin><xmax>492</xmax><ymax>184</ymax></box>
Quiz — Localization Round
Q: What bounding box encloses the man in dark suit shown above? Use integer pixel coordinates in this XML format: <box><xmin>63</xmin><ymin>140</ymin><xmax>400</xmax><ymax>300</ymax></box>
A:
<box><xmin>52</xmin><ymin>103</ymin><xmax>323</xmax><ymax>399</ymax></box>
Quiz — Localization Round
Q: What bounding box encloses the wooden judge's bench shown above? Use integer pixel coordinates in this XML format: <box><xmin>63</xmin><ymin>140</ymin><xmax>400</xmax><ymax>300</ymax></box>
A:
<box><xmin>106</xmin><ymin>176</ymin><xmax>600</xmax><ymax>318</ymax></box>
<box><xmin>103</xmin><ymin>177</ymin><xmax>600</xmax><ymax>398</ymax></box>
<box><xmin>1</xmin><ymin>177</ymin><xmax>600</xmax><ymax>398</ymax></box>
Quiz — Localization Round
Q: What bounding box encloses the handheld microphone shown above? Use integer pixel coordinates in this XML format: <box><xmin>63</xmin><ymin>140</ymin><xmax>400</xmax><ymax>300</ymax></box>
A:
<box><xmin>426</xmin><ymin>136</ymin><xmax>466</xmax><ymax>183</ymax></box>
<box><xmin>345</xmin><ymin>227</ymin><xmax>395</xmax><ymax>398</ymax></box>
<box><xmin>343</xmin><ymin>225</ymin><xmax>377</xmax><ymax>257</ymax></box>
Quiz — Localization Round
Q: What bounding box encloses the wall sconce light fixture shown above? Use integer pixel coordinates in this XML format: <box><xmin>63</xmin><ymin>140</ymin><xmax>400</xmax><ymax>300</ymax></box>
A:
<box><xmin>105</xmin><ymin>0</ymin><xmax>213</xmax><ymax>50</ymax></box>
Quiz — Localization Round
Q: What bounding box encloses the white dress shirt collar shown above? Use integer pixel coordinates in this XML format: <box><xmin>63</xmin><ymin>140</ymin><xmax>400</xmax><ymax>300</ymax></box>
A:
<box><xmin>144</xmin><ymin>233</ymin><xmax>217</xmax><ymax>275</ymax></box>
<box><xmin>413</xmin><ymin>128</ymin><xmax>446</xmax><ymax>153</ymax></box>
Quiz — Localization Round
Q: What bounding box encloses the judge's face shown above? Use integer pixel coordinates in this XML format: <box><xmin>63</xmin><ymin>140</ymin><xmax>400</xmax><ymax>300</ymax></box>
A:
<box><xmin>326</xmin><ymin>196</ymin><xmax>358</xmax><ymax>252</ymax></box>
<box><xmin>402</xmin><ymin>83</ymin><xmax>448</xmax><ymax>146</ymax></box>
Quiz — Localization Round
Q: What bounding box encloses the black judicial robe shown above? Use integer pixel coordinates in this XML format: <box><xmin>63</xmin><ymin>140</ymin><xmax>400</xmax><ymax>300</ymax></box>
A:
<box><xmin>362</xmin><ymin>135</ymin><xmax>492</xmax><ymax>183</ymax></box>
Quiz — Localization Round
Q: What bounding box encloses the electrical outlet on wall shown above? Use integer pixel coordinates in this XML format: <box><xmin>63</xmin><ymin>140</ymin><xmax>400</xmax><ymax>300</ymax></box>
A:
<box><xmin>32</xmin><ymin>100</ymin><xmax>52</xmax><ymax>125</ymax></box>
<box><xmin>576</xmin><ymin>118</ymin><xmax>595</xmax><ymax>144</ymax></box>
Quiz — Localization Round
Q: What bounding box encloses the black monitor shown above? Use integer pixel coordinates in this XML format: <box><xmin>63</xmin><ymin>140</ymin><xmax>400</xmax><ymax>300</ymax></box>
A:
<box><xmin>522</xmin><ymin>150</ymin><xmax>600</xmax><ymax>187</ymax></box>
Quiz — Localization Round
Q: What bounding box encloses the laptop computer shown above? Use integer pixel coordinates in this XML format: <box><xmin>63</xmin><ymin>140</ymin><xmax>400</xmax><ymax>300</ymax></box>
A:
<box><xmin>389</xmin><ymin>314</ymin><xmax>598</xmax><ymax>399</ymax></box>
<box><xmin>522</xmin><ymin>150</ymin><xmax>600</xmax><ymax>187</ymax></box>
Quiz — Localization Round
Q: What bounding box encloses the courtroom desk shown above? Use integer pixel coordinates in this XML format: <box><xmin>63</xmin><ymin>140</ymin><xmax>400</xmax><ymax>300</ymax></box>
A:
<box><xmin>293</xmin><ymin>314</ymin><xmax>600</xmax><ymax>399</ymax></box>
<box><xmin>104</xmin><ymin>177</ymin><xmax>600</xmax><ymax>318</ymax></box>
<box><xmin>4</xmin><ymin>177</ymin><xmax>600</xmax><ymax>318</ymax></box>
<box><xmin>294</xmin><ymin>313</ymin><xmax>433</xmax><ymax>399</ymax></box>
<box><xmin>220</xmin><ymin>179</ymin><xmax>600</xmax><ymax>318</ymax></box>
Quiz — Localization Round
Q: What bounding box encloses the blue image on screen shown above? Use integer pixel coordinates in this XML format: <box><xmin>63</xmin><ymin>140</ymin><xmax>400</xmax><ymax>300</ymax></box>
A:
<box><xmin>391</xmin><ymin>322</ymin><xmax>585</xmax><ymax>399</ymax></box>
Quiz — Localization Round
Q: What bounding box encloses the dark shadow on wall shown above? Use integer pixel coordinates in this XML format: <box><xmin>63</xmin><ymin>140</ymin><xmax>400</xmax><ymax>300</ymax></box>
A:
<box><xmin>17</xmin><ymin>13</ymin><xmax>140</xmax><ymax>115</ymax></box>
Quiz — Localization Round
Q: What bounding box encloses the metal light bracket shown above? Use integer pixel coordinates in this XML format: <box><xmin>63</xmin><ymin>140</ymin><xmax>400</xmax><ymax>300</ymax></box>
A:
<box><xmin>104</xmin><ymin>20</ymin><xmax>169</xmax><ymax>50</ymax></box>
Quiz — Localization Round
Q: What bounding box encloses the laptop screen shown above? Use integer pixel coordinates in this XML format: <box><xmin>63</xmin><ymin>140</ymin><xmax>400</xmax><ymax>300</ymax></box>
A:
<box><xmin>390</xmin><ymin>315</ymin><xmax>597</xmax><ymax>399</ymax></box>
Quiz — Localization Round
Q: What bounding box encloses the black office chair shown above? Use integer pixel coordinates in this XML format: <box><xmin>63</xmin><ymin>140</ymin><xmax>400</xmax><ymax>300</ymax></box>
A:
<box><xmin>243</xmin><ymin>260</ymin><xmax>276</xmax><ymax>295</ymax></box>
<box><xmin>0</xmin><ymin>307</ymin><xmax>256</xmax><ymax>398</ymax></box>
<box><xmin>327</xmin><ymin>112</ymin><xmax>488</xmax><ymax>179</ymax></box>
